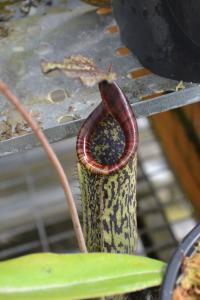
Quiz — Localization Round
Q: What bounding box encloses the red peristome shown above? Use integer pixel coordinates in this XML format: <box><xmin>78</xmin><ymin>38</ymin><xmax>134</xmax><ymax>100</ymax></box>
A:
<box><xmin>77</xmin><ymin>80</ymin><xmax>138</xmax><ymax>175</ymax></box>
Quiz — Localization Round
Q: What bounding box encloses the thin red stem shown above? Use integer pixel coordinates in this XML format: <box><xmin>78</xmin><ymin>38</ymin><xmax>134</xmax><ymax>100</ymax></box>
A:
<box><xmin>0</xmin><ymin>80</ymin><xmax>87</xmax><ymax>253</ymax></box>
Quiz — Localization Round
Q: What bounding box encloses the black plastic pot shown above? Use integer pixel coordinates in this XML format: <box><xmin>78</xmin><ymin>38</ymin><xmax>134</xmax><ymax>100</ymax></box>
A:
<box><xmin>160</xmin><ymin>223</ymin><xmax>200</xmax><ymax>300</ymax></box>
<box><xmin>113</xmin><ymin>0</ymin><xmax>200</xmax><ymax>83</ymax></box>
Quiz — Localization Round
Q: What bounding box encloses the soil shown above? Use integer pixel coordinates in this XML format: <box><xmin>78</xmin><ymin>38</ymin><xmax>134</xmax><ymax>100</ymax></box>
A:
<box><xmin>173</xmin><ymin>241</ymin><xmax>200</xmax><ymax>300</ymax></box>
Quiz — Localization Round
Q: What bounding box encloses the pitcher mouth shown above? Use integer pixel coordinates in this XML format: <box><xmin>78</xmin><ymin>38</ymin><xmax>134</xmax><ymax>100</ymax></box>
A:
<box><xmin>76</xmin><ymin>80</ymin><xmax>138</xmax><ymax>175</ymax></box>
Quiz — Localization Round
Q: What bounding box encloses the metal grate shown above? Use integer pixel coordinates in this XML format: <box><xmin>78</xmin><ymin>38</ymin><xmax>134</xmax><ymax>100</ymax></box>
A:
<box><xmin>136</xmin><ymin>118</ymin><xmax>196</xmax><ymax>261</ymax></box>
<box><xmin>0</xmin><ymin>117</ymin><xmax>196</xmax><ymax>262</ymax></box>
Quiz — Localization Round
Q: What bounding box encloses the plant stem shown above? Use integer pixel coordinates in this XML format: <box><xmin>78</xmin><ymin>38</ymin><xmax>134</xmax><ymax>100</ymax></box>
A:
<box><xmin>0</xmin><ymin>80</ymin><xmax>87</xmax><ymax>253</ymax></box>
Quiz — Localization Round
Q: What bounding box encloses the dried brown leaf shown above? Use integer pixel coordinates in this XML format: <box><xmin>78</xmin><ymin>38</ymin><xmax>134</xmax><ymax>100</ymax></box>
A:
<box><xmin>41</xmin><ymin>54</ymin><xmax>116</xmax><ymax>87</ymax></box>
<box><xmin>81</xmin><ymin>0</ymin><xmax>111</xmax><ymax>7</ymax></box>
<box><xmin>0</xmin><ymin>108</ymin><xmax>42</xmax><ymax>139</ymax></box>
<box><xmin>0</xmin><ymin>25</ymin><xmax>9</xmax><ymax>39</ymax></box>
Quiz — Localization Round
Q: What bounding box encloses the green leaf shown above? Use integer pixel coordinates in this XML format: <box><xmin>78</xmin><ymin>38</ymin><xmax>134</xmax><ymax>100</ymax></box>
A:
<box><xmin>0</xmin><ymin>253</ymin><xmax>166</xmax><ymax>300</ymax></box>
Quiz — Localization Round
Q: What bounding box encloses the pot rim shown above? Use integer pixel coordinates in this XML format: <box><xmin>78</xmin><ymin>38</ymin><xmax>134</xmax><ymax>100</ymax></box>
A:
<box><xmin>160</xmin><ymin>223</ymin><xmax>200</xmax><ymax>300</ymax></box>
